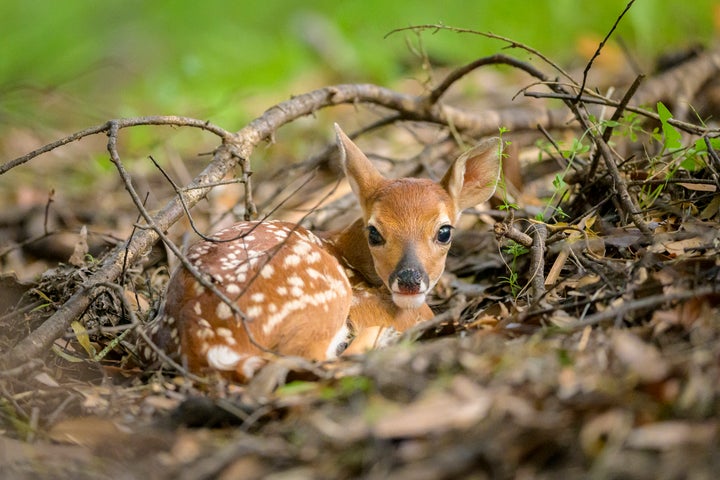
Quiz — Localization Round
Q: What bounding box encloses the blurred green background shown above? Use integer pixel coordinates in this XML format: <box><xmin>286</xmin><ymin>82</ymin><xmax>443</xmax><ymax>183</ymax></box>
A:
<box><xmin>1</xmin><ymin>0</ymin><xmax>716</xmax><ymax>140</ymax></box>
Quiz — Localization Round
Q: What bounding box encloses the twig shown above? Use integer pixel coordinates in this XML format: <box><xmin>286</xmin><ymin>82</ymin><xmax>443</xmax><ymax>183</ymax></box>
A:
<box><xmin>428</xmin><ymin>54</ymin><xmax>550</xmax><ymax>104</ymax></box>
<box><xmin>575</xmin><ymin>0</ymin><xmax>636</xmax><ymax>103</ymax></box>
<box><xmin>95</xmin><ymin>282</ymin><xmax>207</xmax><ymax>383</ymax></box>
<box><xmin>703</xmin><ymin>136</ymin><xmax>720</xmax><ymax>190</ymax></box>
<box><xmin>0</xmin><ymin>116</ymin><xmax>234</xmax><ymax>175</ymax></box>
<box><xmin>573</xmin><ymin>107</ymin><xmax>652</xmax><ymax>236</ymax></box>
<box><xmin>525</xmin><ymin>90</ymin><xmax>718</xmax><ymax>136</ymax></box>
<box><xmin>574</xmin><ymin>285</ymin><xmax>718</xmax><ymax>328</ymax></box>
<box><xmin>587</xmin><ymin>74</ymin><xmax>645</xmax><ymax>179</ymax></box>
<box><xmin>386</xmin><ymin>24</ymin><xmax>576</xmax><ymax>85</ymax></box>
<box><xmin>528</xmin><ymin>222</ymin><xmax>547</xmax><ymax>300</ymax></box>
<box><xmin>399</xmin><ymin>305</ymin><xmax>465</xmax><ymax>343</ymax></box>
<box><xmin>494</xmin><ymin>222</ymin><xmax>533</xmax><ymax>247</ymax></box>
<box><xmin>0</xmin><ymin>358</ymin><xmax>44</xmax><ymax>377</ymax></box>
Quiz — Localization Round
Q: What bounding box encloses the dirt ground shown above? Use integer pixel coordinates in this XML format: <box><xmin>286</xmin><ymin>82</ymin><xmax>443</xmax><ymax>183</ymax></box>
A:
<box><xmin>1</xmin><ymin>41</ymin><xmax>720</xmax><ymax>479</ymax></box>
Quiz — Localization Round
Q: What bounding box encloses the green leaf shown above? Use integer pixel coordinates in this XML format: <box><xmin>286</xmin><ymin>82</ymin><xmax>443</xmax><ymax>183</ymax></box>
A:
<box><xmin>601</xmin><ymin>119</ymin><xmax>621</xmax><ymax>128</ymax></box>
<box><xmin>276</xmin><ymin>380</ymin><xmax>319</xmax><ymax>396</ymax></box>
<box><xmin>657</xmin><ymin>102</ymin><xmax>682</xmax><ymax>149</ymax></box>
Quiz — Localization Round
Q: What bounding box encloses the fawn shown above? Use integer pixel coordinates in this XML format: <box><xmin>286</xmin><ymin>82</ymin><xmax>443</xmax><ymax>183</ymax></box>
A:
<box><xmin>141</xmin><ymin>125</ymin><xmax>501</xmax><ymax>381</ymax></box>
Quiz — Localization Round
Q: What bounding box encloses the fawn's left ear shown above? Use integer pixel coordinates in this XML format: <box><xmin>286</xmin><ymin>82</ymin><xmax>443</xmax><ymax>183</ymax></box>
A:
<box><xmin>335</xmin><ymin>124</ymin><xmax>387</xmax><ymax>208</ymax></box>
<box><xmin>441</xmin><ymin>137</ymin><xmax>502</xmax><ymax>211</ymax></box>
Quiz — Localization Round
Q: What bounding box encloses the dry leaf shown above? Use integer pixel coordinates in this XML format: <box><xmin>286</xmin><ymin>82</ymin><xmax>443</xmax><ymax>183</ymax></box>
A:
<box><xmin>68</xmin><ymin>225</ymin><xmax>89</xmax><ymax>267</ymax></box>
<box><xmin>548</xmin><ymin>309</ymin><xmax>578</xmax><ymax>328</ymax></box>
<box><xmin>677</xmin><ymin>182</ymin><xmax>717</xmax><ymax>192</ymax></box>
<box><xmin>580</xmin><ymin>409</ymin><xmax>633</xmax><ymax>457</ymax></box>
<box><xmin>71</xmin><ymin>320</ymin><xmax>96</xmax><ymax>357</ymax></box>
<box><xmin>48</xmin><ymin>417</ymin><xmax>129</xmax><ymax>447</ymax></box>
<box><xmin>625</xmin><ymin>421</ymin><xmax>716</xmax><ymax>450</ymax></box>
<box><xmin>373</xmin><ymin>377</ymin><xmax>492</xmax><ymax>438</ymax></box>
<box><xmin>33</xmin><ymin>372</ymin><xmax>59</xmax><ymax>387</ymax></box>
<box><xmin>663</xmin><ymin>237</ymin><xmax>705</xmax><ymax>256</ymax></box>
<box><xmin>611</xmin><ymin>331</ymin><xmax>669</xmax><ymax>383</ymax></box>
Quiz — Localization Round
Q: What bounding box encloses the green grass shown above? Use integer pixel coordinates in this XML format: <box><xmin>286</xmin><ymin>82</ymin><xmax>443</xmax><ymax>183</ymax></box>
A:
<box><xmin>1</xmin><ymin>0</ymin><xmax>716</xmax><ymax>137</ymax></box>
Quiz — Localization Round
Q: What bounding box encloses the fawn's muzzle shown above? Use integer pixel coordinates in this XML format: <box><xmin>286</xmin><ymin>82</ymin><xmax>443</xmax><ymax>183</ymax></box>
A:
<box><xmin>394</xmin><ymin>268</ymin><xmax>426</xmax><ymax>294</ymax></box>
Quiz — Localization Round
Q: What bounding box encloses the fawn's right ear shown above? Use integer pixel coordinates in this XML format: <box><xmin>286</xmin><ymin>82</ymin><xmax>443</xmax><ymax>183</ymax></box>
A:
<box><xmin>335</xmin><ymin>124</ymin><xmax>386</xmax><ymax>210</ymax></box>
<box><xmin>441</xmin><ymin>137</ymin><xmax>502</xmax><ymax>211</ymax></box>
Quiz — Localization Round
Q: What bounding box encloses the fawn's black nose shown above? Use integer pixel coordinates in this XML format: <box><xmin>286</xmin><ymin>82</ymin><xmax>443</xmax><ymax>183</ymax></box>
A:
<box><xmin>396</xmin><ymin>268</ymin><xmax>423</xmax><ymax>293</ymax></box>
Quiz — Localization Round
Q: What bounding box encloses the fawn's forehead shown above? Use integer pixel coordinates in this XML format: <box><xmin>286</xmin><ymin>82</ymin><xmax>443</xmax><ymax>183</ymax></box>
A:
<box><xmin>368</xmin><ymin>178</ymin><xmax>455</xmax><ymax>227</ymax></box>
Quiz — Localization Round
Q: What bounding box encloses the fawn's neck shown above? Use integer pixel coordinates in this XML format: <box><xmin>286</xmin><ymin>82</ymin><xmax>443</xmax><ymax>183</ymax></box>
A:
<box><xmin>323</xmin><ymin>218</ymin><xmax>383</xmax><ymax>287</ymax></box>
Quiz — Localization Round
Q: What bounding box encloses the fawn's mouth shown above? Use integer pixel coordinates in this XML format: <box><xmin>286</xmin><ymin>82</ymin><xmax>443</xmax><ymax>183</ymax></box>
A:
<box><xmin>391</xmin><ymin>292</ymin><xmax>427</xmax><ymax>309</ymax></box>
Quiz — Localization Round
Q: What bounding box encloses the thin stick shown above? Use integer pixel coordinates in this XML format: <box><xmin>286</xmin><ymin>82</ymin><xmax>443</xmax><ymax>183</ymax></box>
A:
<box><xmin>575</xmin><ymin>0</ymin><xmax>636</xmax><ymax>103</ymax></box>
<box><xmin>0</xmin><ymin>116</ymin><xmax>233</xmax><ymax>175</ymax></box>
<box><xmin>528</xmin><ymin>222</ymin><xmax>547</xmax><ymax>299</ymax></box>
<box><xmin>587</xmin><ymin>74</ymin><xmax>645</xmax><ymax>179</ymax></box>
<box><xmin>574</xmin><ymin>285</ymin><xmax>718</xmax><ymax>328</ymax></box>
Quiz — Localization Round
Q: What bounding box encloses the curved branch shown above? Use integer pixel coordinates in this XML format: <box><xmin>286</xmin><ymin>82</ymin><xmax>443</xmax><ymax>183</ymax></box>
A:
<box><xmin>386</xmin><ymin>24</ymin><xmax>575</xmax><ymax>85</ymax></box>
<box><xmin>429</xmin><ymin>54</ymin><xmax>550</xmax><ymax>104</ymax></box>
<box><xmin>0</xmin><ymin>116</ymin><xmax>234</xmax><ymax>175</ymax></box>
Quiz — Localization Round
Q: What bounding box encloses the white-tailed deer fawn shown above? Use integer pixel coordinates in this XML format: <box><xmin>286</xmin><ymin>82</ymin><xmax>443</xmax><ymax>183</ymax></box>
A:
<box><xmin>141</xmin><ymin>125</ymin><xmax>501</xmax><ymax>381</ymax></box>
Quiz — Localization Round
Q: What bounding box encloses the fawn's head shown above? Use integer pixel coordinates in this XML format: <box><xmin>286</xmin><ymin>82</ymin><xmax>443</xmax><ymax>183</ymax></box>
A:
<box><xmin>335</xmin><ymin>125</ymin><xmax>502</xmax><ymax>309</ymax></box>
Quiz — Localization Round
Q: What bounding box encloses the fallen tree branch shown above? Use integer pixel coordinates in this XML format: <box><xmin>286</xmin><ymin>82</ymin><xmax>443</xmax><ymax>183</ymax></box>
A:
<box><xmin>0</xmin><ymin>116</ymin><xmax>234</xmax><ymax>175</ymax></box>
<box><xmin>573</xmin><ymin>285</ymin><xmax>719</xmax><ymax>328</ymax></box>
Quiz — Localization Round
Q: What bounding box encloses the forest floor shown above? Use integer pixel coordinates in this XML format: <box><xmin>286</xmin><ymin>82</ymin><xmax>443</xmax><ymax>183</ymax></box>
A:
<box><xmin>1</xmin><ymin>38</ymin><xmax>720</xmax><ymax>479</ymax></box>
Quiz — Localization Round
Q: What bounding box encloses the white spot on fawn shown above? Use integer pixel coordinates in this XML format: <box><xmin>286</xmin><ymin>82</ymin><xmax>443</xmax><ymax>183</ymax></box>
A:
<box><xmin>260</xmin><ymin>264</ymin><xmax>275</xmax><ymax>278</ymax></box>
<box><xmin>226</xmin><ymin>283</ymin><xmax>241</xmax><ymax>295</ymax></box>
<box><xmin>195</xmin><ymin>328</ymin><xmax>215</xmax><ymax>340</ymax></box>
<box><xmin>250</xmin><ymin>292</ymin><xmax>265</xmax><ymax>303</ymax></box>
<box><xmin>284</xmin><ymin>254</ymin><xmax>301</xmax><ymax>267</ymax></box>
<box><xmin>246</xmin><ymin>305</ymin><xmax>263</xmax><ymax>318</ymax></box>
<box><xmin>216</xmin><ymin>327</ymin><xmax>233</xmax><ymax>339</ymax></box>
<box><xmin>206</xmin><ymin>345</ymin><xmax>242</xmax><ymax>371</ymax></box>
<box><xmin>306</xmin><ymin>268</ymin><xmax>323</xmax><ymax>279</ymax></box>
<box><xmin>306</xmin><ymin>251</ymin><xmax>321</xmax><ymax>264</ymax></box>
<box><xmin>288</xmin><ymin>275</ymin><xmax>304</xmax><ymax>287</ymax></box>
<box><xmin>292</xmin><ymin>241</ymin><xmax>312</xmax><ymax>256</ymax></box>
<box><xmin>216</xmin><ymin>302</ymin><xmax>233</xmax><ymax>320</ymax></box>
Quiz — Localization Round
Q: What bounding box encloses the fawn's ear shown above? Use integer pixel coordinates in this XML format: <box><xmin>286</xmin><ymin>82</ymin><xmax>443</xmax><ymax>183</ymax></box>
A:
<box><xmin>335</xmin><ymin>124</ymin><xmax>386</xmax><ymax>207</ymax></box>
<box><xmin>441</xmin><ymin>137</ymin><xmax>502</xmax><ymax>211</ymax></box>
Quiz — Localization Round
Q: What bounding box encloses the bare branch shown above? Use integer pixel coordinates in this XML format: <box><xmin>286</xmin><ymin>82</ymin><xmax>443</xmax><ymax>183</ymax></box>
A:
<box><xmin>0</xmin><ymin>116</ymin><xmax>233</xmax><ymax>175</ymax></box>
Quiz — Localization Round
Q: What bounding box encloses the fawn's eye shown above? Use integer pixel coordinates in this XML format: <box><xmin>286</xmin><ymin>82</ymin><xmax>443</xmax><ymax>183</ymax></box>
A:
<box><xmin>436</xmin><ymin>225</ymin><xmax>453</xmax><ymax>244</ymax></box>
<box><xmin>367</xmin><ymin>225</ymin><xmax>385</xmax><ymax>246</ymax></box>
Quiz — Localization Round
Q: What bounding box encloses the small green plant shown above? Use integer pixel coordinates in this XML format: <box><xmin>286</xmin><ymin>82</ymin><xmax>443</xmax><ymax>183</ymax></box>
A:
<box><xmin>637</xmin><ymin>102</ymin><xmax>710</xmax><ymax>210</ymax></box>
<box><xmin>615</xmin><ymin>112</ymin><xmax>644</xmax><ymax>142</ymax></box>
<box><xmin>500</xmin><ymin>240</ymin><xmax>529</xmax><ymax>298</ymax></box>
<box><xmin>656</xmin><ymin>102</ymin><xmax>683</xmax><ymax>151</ymax></box>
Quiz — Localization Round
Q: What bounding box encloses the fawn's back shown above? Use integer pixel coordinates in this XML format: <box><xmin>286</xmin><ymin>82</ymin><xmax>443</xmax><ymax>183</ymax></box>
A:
<box><xmin>141</xmin><ymin>125</ymin><xmax>501</xmax><ymax>381</ymax></box>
